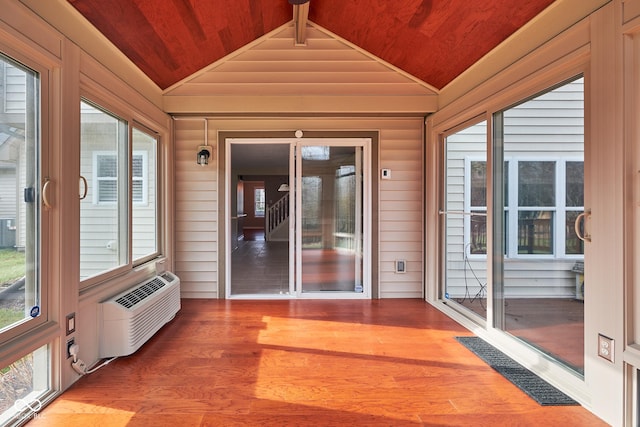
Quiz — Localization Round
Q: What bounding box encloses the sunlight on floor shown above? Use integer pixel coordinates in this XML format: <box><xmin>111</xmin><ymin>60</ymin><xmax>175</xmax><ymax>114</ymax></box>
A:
<box><xmin>254</xmin><ymin>316</ymin><xmax>483</xmax><ymax>421</ymax></box>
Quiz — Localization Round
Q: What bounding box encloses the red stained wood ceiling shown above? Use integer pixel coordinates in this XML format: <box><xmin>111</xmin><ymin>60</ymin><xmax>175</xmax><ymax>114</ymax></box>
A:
<box><xmin>68</xmin><ymin>0</ymin><xmax>555</xmax><ymax>90</ymax></box>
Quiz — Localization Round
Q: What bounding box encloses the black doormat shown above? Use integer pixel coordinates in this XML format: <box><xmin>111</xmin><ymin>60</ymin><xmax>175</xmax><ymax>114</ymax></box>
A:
<box><xmin>455</xmin><ymin>336</ymin><xmax>578</xmax><ymax>406</ymax></box>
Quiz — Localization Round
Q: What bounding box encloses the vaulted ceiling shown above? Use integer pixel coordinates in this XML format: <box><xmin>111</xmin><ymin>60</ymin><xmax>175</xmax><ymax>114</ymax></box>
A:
<box><xmin>67</xmin><ymin>0</ymin><xmax>556</xmax><ymax>91</ymax></box>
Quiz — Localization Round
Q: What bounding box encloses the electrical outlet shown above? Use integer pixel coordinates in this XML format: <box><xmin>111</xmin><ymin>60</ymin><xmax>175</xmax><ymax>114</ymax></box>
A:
<box><xmin>598</xmin><ymin>333</ymin><xmax>614</xmax><ymax>362</ymax></box>
<box><xmin>66</xmin><ymin>312</ymin><xmax>75</xmax><ymax>335</ymax></box>
<box><xmin>66</xmin><ymin>338</ymin><xmax>75</xmax><ymax>359</ymax></box>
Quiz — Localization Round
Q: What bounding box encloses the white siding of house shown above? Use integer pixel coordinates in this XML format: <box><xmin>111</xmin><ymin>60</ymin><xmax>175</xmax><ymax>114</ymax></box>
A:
<box><xmin>174</xmin><ymin>117</ymin><xmax>424</xmax><ymax>299</ymax></box>
<box><xmin>3</xmin><ymin>63</ymin><xmax>25</xmax><ymax>113</ymax></box>
<box><xmin>0</xmin><ymin>168</ymin><xmax>15</xmax><ymax>219</ymax></box>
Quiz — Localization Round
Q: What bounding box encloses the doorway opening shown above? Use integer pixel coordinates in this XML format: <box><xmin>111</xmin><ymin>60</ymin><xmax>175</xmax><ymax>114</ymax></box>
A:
<box><xmin>226</xmin><ymin>138</ymin><xmax>371</xmax><ymax>299</ymax></box>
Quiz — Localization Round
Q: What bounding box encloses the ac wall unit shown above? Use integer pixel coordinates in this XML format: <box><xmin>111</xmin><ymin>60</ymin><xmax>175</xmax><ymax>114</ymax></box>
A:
<box><xmin>99</xmin><ymin>272</ymin><xmax>181</xmax><ymax>358</ymax></box>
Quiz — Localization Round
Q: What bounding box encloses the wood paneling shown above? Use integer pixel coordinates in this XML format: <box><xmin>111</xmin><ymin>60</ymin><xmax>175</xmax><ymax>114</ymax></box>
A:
<box><xmin>66</xmin><ymin>0</ymin><xmax>554</xmax><ymax>90</ymax></box>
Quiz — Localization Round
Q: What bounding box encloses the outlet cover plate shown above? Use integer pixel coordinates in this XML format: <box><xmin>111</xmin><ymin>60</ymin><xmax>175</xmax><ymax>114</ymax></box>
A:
<box><xmin>598</xmin><ymin>333</ymin><xmax>614</xmax><ymax>362</ymax></box>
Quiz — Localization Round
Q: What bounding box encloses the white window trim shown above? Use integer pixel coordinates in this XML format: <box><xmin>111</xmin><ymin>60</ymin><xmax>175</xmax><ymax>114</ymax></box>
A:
<box><xmin>464</xmin><ymin>156</ymin><xmax>584</xmax><ymax>260</ymax></box>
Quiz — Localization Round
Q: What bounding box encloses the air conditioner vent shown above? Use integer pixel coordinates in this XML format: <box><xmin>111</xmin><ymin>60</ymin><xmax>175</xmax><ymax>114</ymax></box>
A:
<box><xmin>99</xmin><ymin>272</ymin><xmax>181</xmax><ymax>357</ymax></box>
<box><xmin>115</xmin><ymin>278</ymin><xmax>166</xmax><ymax>309</ymax></box>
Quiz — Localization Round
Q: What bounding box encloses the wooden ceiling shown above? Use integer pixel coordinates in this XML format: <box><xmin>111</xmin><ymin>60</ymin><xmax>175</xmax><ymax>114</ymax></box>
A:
<box><xmin>67</xmin><ymin>0</ymin><xmax>556</xmax><ymax>91</ymax></box>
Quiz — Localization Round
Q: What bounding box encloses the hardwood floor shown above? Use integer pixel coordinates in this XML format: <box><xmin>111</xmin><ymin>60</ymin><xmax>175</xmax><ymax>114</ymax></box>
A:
<box><xmin>32</xmin><ymin>299</ymin><xmax>606</xmax><ymax>426</ymax></box>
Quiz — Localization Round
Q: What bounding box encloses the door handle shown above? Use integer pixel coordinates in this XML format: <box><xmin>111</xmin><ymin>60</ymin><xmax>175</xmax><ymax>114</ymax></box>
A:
<box><xmin>79</xmin><ymin>175</ymin><xmax>88</xmax><ymax>200</ymax></box>
<box><xmin>42</xmin><ymin>178</ymin><xmax>52</xmax><ymax>210</ymax></box>
<box><xmin>574</xmin><ymin>210</ymin><xmax>591</xmax><ymax>243</ymax></box>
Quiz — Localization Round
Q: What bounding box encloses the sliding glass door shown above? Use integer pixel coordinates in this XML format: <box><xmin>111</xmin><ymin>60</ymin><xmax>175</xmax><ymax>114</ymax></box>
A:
<box><xmin>441</xmin><ymin>76</ymin><xmax>585</xmax><ymax>374</ymax></box>
<box><xmin>495</xmin><ymin>76</ymin><xmax>585</xmax><ymax>373</ymax></box>
<box><xmin>296</xmin><ymin>142</ymin><xmax>366</xmax><ymax>294</ymax></box>
<box><xmin>227</xmin><ymin>138</ymin><xmax>369</xmax><ymax>298</ymax></box>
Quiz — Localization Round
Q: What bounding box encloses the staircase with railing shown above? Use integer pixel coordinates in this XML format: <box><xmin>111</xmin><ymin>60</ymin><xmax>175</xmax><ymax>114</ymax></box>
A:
<box><xmin>266</xmin><ymin>193</ymin><xmax>289</xmax><ymax>241</ymax></box>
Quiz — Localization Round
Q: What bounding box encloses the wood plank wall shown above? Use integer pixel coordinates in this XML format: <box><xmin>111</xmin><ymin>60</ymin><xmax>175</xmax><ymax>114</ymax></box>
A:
<box><xmin>174</xmin><ymin>117</ymin><xmax>424</xmax><ymax>299</ymax></box>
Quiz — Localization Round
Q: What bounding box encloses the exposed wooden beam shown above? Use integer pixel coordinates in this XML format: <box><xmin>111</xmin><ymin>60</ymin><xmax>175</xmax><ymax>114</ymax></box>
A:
<box><xmin>293</xmin><ymin>1</ymin><xmax>310</xmax><ymax>46</ymax></box>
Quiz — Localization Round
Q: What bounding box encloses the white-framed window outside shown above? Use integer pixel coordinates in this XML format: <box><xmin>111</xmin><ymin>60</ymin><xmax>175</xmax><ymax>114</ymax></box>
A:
<box><xmin>465</xmin><ymin>157</ymin><xmax>584</xmax><ymax>258</ymax></box>
<box><xmin>254</xmin><ymin>187</ymin><xmax>265</xmax><ymax>217</ymax></box>
<box><xmin>93</xmin><ymin>151</ymin><xmax>148</xmax><ymax>205</ymax></box>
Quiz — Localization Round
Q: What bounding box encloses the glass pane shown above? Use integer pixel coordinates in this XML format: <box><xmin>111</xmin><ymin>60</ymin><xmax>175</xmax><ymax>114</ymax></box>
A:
<box><xmin>0</xmin><ymin>56</ymin><xmax>41</xmax><ymax>332</ymax></box>
<box><xmin>0</xmin><ymin>345</ymin><xmax>49</xmax><ymax>424</ymax></box>
<box><xmin>97</xmin><ymin>180</ymin><xmax>117</xmax><ymax>202</ymax></box>
<box><xmin>518</xmin><ymin>161</ymin><xmax>555</xmax><ymax>207</ymax></box>
<box><xmin>80</xmin><ymin>101</ymin><xmax>128</xmax><ymax>280</ymax></box>
<box><xmin>517</xmin><ymin>211</ymin><xmax>553</xmax><ymax>254</ymax></box>
<box><xmin>132</xmin><ymin>128</ymin><xmax>157</xmax><ymax>262</ymax></box>
<box><xmin>443</xmin><ymin>121</ymin><xmax>487</xmax><ymax>318</ymax></box>
<box><xmin>132</xmin><ymin>155</ymin><xmax>143</xmax><ymax>178</ymax></box>
<box><xmin>566</xmin><ymin>211</ymin><xmax>584</xmax><ymax>255</ymax></box>
<box><xmin>254</xmin><ymin>188</ymin><xmax>265</xmax><ymax>217</ymax></box>
<box><xmin>470</xmin><ymin>213</ymin><xmax>487</xmax><ymax>255</ymax></box>
<box><xmin>300</xmin><ymin>145</ymin><xmax>363</xmax><ymax>293</ymax></box>
<box><xmin>470</xmin><ymin>161</ymin><xmax>486</xmax><ymax>207</ymax></box>
<box><xmin>499</xmin><ymin>77</ymin><xmax>584</xmax><ymax>374</ymax></box>
<box><xmin>566</xmin><ymin>161</ymin><xmax>584</xmax><ymax>207</ymax></box>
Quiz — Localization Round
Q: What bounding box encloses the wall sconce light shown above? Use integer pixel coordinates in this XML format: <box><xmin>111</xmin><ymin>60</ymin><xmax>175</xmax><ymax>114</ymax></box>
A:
<box><xmin>197</xmin><ymin>145</ymin><xmax>212</xmax><ymax>166</ymax></box>
<box><xmin>278</xmin><ymin>183</ymin><xmax>290</xmax><ymax>192</ymax></box>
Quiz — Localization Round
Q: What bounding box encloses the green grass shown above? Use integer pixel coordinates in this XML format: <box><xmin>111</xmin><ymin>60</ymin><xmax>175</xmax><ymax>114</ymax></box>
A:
<box><xmin>0</xmin><ymin>308</ymin><xmax>23</xmax><ymax>329</ymax></box>
<box><xmin>0</xmin><ymin>249</ymin><xmax>25</xmax><ymax>285</ymax></box>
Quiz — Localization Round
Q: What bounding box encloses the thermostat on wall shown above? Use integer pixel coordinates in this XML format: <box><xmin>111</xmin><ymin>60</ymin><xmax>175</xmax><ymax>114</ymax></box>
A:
<box><xmin>381</xmin><ymin>169</ymin><xmax>391</xmax><ymax>179</ymax></box>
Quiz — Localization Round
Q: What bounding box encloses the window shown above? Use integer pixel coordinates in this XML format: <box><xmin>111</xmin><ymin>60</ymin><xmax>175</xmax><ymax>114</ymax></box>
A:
<box><xmin>0</xmin><ymin>53</ymin><xmax>51</xmax><ymax>423</ymax></box>
<box><xmin>565</xmin><ymin>161</ymin><xmax>584</xmax><ymax>255</ymax></box>
<box><xmin>80</xmin><ymin>100</ymin><xmax>161</xmax><ymax>283</ymax></box>
<box><xmin>254</xmin><ymin>188</ymin><xmax>265</xmax><ymax>217</ymax></box>
<box><xmin>94</xmin><ymin>153</ymin><xmax>117</xmax><ymax>203</ymax></box>
<box><xmin>517</xmin><ymin>161</ymin><xmax>555</xmax><ymax>255</ymax></box>
<box><xmin>94</xmin><ymin>152</ymin><xmax>147</xmax><ymax>204</ymax></box>
<box><xmin>465</xmin><ymin>159</ymin><xmax>583</xmax><ymax>257</ymax></box>
<box><xmin>469</xmin><ymin>160</ymin><xmax>487</xmax><ymax>254</ymax></box>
